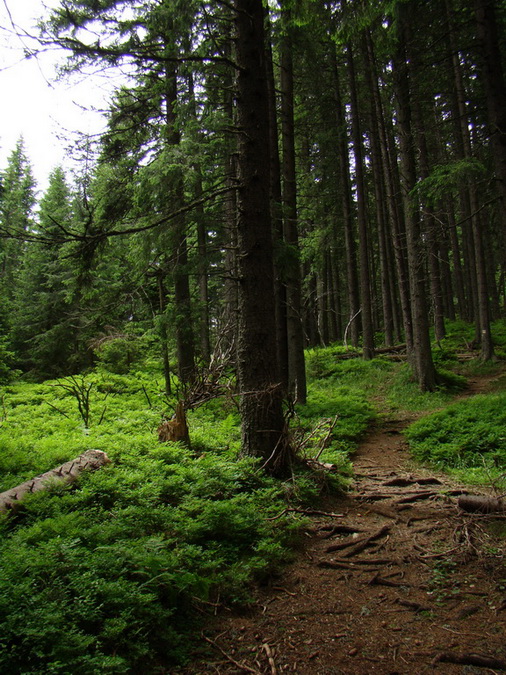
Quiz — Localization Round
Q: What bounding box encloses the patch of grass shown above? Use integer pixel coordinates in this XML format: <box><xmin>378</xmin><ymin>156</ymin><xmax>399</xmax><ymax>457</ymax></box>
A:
<box><xmin>426</xmin><ymin>556</ymin><xmax>459</xmax><ymax>605</ymax></box>
<box><xmin>386</xmin><ymin>364</ymin><xmax>464</xmax><ymax>413</ymax></box>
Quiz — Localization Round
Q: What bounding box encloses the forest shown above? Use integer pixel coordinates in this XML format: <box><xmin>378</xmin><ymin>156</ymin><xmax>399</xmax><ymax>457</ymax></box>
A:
<box><xmin>0</xmin><ymin>0</ymin><xmax>505</xmax><ymax>673</ymax></box>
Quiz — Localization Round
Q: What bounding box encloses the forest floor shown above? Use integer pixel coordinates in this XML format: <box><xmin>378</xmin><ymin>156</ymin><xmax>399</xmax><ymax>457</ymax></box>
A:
<box><xmin>176</xmin><ymin>371</ymin><xmax>506</xmax><ymax>675</ymax></box>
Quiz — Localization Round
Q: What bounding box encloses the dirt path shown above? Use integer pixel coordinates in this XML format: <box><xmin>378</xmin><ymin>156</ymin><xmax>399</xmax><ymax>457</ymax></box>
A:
<box><xmin>178</xmin><ymin>374</ymin><xmax>506</xmax><ymax>674</ymax></box>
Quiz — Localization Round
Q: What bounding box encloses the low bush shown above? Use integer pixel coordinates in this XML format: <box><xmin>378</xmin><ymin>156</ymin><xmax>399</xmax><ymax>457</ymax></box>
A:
<box><xmin>406</xmin><ymin>393</ymin><xmax>506</xmax><ymax>476</ymax></box>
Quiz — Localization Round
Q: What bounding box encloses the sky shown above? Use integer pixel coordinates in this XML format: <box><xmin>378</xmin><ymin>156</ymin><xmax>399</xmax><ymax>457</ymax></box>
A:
<box><xmin>0</xmin><ymin>0</ymin><xmax>114</xmax><ymax>192</ymax></box>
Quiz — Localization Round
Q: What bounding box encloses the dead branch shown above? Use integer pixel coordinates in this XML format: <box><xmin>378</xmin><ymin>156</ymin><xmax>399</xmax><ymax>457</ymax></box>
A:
<box><xmin>271</xmin><ymin>508</ymin><xmax>346</xmax><ymax>520</ymax></box>
<box><xmin>318</xmin><ymin>560</ymin><xmax>383</xmax><ymax>571</ymax></box>
<box><xmin>313</xmin><ymin>415</ymin><xmax>339</xmax><ymax>461</ymax></box>
<box><xmin>262</xmin><ymin>643</ymin><xmax>278</xmax><ymax>675</ymax></box>
<box><xmin>395</xmin><ymin>491</ymin><xmax>439</xmax><ymax>504</ymax></box>
<box><xmin>0</xmin><ymin>450</ymin><xmax>111</xmax><ymax>513</ymax></box>
<box><xmin>382</xmin><ymin>477</ymin><xmax>442</xmax><ymax>487</ymax></box>
<box><xmin>342</xmin><ymin>525</ymin><xmax>391</xmax><ymax>557</ymax></box>
<box><xmin>203</xmin><ymin>635</ymin><xmax>261</xmax><ymax>675</ymax></box>
<box><xmin>368</xmin><ymin>572</ymin><xmax>409</xmax><ymax>588</ymax></box>
<box><xmin>395</xmin><ymin>598</ymin><xmax>432</xmax><ymax>612</ymax></box>
<box><xmin>320</xmin><ymin>557</ymin><xmax>393</xmax><ymax>570</ymax></box>
<box><xmin>322</xmin><ymin>524</ymin><xmax>364</xmax><ymax>538</ymax></box>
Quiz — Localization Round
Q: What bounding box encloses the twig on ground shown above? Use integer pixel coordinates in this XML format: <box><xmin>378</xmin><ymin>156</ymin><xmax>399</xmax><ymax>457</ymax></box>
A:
<box><xmin>326</xmin><ymin>525</ymin><xmax>390</xmax><ymax>555</ymax></box>
<box><xmin>262</xmin><ymin>643</ymin><xmax>278</xmax><ymax>675</ymax></box>
<box><xmin>203</xmin><ymin>635</ymin><xmax>261</xmax><ymax>674</ymax></box>
<box><xmin>368</xmin><ymin>572</ymin><xmax>410</xmax><ymax>587</ymax></box>
<box><xmin>268</xmin><ymin>507</ymin><xmax>345</xmax><ymax>521</ymax></box>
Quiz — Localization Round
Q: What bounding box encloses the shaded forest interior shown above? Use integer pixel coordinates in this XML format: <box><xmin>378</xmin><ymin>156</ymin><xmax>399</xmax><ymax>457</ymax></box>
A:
<box><xmin>1</xmin><ymin>0</ymin><xmax>505</xmax><ymax>466</ymax></box>
<box><xmin>1</xmin><ymin>0</ymin><xmax>506</xmax><ymax>400</ymax></box>
<box><xmin>1</xmin><ymin>1</ymin><xmax>506</xmax><ymax>670</ymax></box>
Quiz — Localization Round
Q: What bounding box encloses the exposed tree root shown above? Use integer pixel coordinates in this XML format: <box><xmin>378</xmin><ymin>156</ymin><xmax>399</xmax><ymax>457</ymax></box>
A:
<box><xmin>432</xmin><ymin>651</ymin><xmax>506</xmax><ymax>669</ymax></box>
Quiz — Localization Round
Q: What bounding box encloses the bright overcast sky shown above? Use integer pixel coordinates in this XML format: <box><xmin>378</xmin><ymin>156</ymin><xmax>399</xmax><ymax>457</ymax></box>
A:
<box><xmin>0</xmin><ymin>0</ymin><xmax>115</xmax><ymax>192</ymax></box>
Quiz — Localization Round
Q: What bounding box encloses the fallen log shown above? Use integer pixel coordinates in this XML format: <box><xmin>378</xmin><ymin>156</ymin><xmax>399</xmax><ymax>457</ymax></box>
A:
<box><xmin>334</xmin><ymin>344</ymin><xmax>407</xmax><ymax>361</ymax></box>
<box><xmin>458</xmin><ymin>494</ymin><xmax>506</xmax><ymax>514</ymax></box>
<box><xmin>0</xmin><ymin>449</ymin><xmax>111</xmax><ymax>513</ymax></box>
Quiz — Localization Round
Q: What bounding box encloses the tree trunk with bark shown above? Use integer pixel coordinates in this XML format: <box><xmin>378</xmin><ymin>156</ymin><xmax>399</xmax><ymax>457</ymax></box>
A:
<box><xmin>393</xmin><ymin>1</ymin><xmax>437</xmax><ymax>391</ymax></box>
<box><xmin>265</xmin><ymin>10</ymin><xmax>289</xmax><ymax>395</ymax></box>
<box><xmin>346</xmin><ymin>39</ymin><xmax>375</xmax><ymax>360</ymax></box>
<box><xmin>331</xmin><ymin>51</ymin><xmax>361</xmax><ymax>348</ymax></box>
<box><xmin>280</xmin><ymin>6</ymin><xmax>307</xmax><ymax>403</ymax></box>
<box><xmin>234</xmin><ymin>0</ymin><xmax>290</xmax><ymax>475</ymax></box>
<box><xmin>475</xmin><ymin>0</ymin><xmax>506</xmax><ymax>264</ymax></box>
<box><xmin>165</xmin><ymin>61</ymin><xmax>196</xmax><ymax>384</ymax></box>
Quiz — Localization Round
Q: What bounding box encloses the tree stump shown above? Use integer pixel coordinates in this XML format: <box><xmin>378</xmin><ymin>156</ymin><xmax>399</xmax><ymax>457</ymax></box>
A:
<box><xmin>157</xmin><ymin>401</ymin><xmax>191</xmax><ymax>447</ymax></box>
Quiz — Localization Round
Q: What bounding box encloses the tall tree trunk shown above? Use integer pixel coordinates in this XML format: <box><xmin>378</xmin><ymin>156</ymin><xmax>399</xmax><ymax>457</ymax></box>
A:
<box><xmin>280</xmin><ymin>6</ymin><xmax>307</xmax><ymax>403</ymax></box>
<box><xmin>330</xmin><ymin>51</ymin><xmax>360</xmax><ymax>348</ymax></box>
<box><xmin>446</xmin><ymin>0</ymin><xmax>494</xmax><ymax>358</ymax></box>
<box><xmin>265</xmin><ymin>10</ymin><xmax>289</xmax><ymax>395</ymax></box>
<box><xmin>346</xmin><ymin>40</ymin><xmax>375</xmax><ymax>359</ymax></box>
<box><xmin>221</xmin><ymin>22</ymin><xmax>239</xmax><ymax>357</ymax></box>
<box><xmin>156</xmin><ymin>271</ymin><xmax>171</xmax><ymax>396</ymax></box>
<box><xmin>475</xmin><ymin>0</ymin><xmax>506</xmax><ymax>263</ymax></box>
<box><xmin>234</xmin><ymin>0</ymin><xmax>289</xmax><ymax>474</ymax></box>
<box><xmin>364</xmin><ymin>28</ymin><xmax>413</xmax><ymax>350</ymax></box>
<box><xmin>188</xmin><ymin>71</ymin><xmax>211</xmax><ymax>363</ymax></box>
<box><xmin>393</xmin><ymin>1</ymin><xmax>437</xmax><ymax>391</ymax></box>
<box><xmin>165</xmin><ymin>62</ymin><xmax>196</xmax><ymax>384</ymax></box>
<box><xmin>411</xmin><ymin>92</ymin><xmax>446</xmax><ymax>342</ymax></box>
<box><xmin>362</xmin><ymin>32</ymin><xmax>394</xmax><ymax>347</ymax></box>
<box><xmin>447</xmin><ymin>205</ymin><xmax>467</xmax><ymax>320</ymax></box>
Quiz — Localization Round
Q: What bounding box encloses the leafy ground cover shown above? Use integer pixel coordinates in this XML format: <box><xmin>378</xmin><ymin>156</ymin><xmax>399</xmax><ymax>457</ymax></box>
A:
<box><xmin>0</xmin><ymin>359</ymin><xmax>372</xmax><ymax>674</ymax></box>
<box><xmin>0</xmin><ymin>322</ymin><xmax>505</xmax><ymax>673</ymax></box>
<box><xmin>406</xmin><ymin>388</ymin><xmax>506</xmax><ymax>484</ymax></box>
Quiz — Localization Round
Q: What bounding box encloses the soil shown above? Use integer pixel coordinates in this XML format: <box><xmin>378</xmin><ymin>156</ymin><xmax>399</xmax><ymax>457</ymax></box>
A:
<box><xmin>176</xmin><ymin>372</ymin><xmax>506</xmax><ymax>674</ymax></box>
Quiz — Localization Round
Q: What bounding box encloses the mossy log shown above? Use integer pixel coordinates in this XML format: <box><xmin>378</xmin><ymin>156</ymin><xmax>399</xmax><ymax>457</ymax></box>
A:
<box><xmin>0</xmin><ymin>449</ymin><xmax>111</xmax><ymax>513</ymax></box>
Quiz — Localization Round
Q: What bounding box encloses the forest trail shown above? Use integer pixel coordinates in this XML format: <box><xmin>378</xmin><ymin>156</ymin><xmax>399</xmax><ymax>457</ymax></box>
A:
<box><xmin>177</xmin><ymin>372</ymin><xmax>506</xmax><ymax>675</ymax></box>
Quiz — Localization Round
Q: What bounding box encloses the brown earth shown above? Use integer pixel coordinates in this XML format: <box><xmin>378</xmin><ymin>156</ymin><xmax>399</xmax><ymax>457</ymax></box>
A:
<box><xmin>177</xmin><ymin>372</ymin><xmax>506</xmax><ymax>674</ymax></box>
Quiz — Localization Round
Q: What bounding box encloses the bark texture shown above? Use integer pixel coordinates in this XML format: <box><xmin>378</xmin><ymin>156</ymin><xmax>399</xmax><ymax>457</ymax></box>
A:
<box><xmin>234</xmin><ymin>0</ymin><xmax>289</xmax><ymax>474</ymax></box>
<box><xmin>0</xmin><ymin>450</ymin><xmax>111</xmax><ymax>513</ymax></box>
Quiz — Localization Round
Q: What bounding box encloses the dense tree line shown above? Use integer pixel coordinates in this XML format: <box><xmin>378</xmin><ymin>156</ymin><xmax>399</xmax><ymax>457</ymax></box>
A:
<box><xmin>0</xmin><ymin>0</ymin><xmax>505</xmax><ymax>472</ymax></box>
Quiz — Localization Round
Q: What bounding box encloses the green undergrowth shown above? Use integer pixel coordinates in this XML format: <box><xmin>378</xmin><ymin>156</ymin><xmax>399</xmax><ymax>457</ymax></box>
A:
<box><xmin>0</xmin><ymin>363</ymin><xmax>371</xmax><ymax>673</ymax></box>
<box><xmin>0</xmin><ymin>321</ymin><xmax>502</xmax><ymax>673</ymax></box>
<box><xmin>305</xmin><ymin>345</ymin><xmax>462</xmax><ymax>415</ymax></box>
<box><xmin>0</xmin><ymin>448</ymin><xmax>300</xmax><ymax>673</ymax></box>
<box><xmin>406</xmin><ymin>391</ymin><xmax>506</xmax><ymax>484</ymax></box>
<box><xmin>404</xmin><ymin>319</ymin><xmax>506</xmax><ymax>484</ymax></box>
